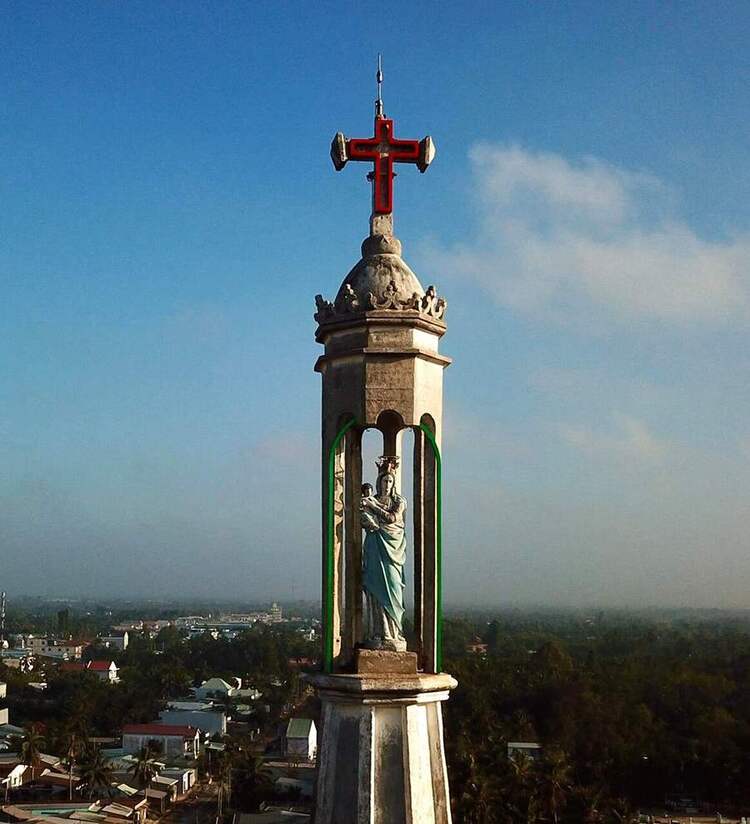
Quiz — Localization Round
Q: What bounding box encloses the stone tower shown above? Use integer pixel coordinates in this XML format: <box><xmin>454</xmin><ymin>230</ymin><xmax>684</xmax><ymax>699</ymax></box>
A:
<box><xmin>307</xmin><ymin>68</ymin><xmax>456</xmax><ymax>824</ymax></box>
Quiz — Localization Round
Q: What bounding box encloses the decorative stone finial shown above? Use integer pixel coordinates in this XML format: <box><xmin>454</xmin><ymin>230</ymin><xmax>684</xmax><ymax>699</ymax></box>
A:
<box><xmin>361</xmin><ymin>233</ymin><xmax>401</xmax><ymax>257</ymax></box>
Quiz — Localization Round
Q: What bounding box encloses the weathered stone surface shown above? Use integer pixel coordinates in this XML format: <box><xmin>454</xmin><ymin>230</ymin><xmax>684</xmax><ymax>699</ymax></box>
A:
<box><xmin>355</xmin><ymin>648</ymin><xmax>418</xmax><ymax>675</ymax></box>
<box><xmin>306</xmin><ymin>672</ymin><xmax>456</xmax><ymax>824</ymax></box>
<box><xmin>336</xmin><ymin>252</ymin><xmax>423</xmax><ymax>311</ymax></box>
<box><xmin>307</xmin><ymin>670</ymin><xmax>456</xmax><ymax>698</ymax></box>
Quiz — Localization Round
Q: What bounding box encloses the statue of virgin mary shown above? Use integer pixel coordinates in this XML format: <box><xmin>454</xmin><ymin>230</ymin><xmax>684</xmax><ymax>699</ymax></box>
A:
<box><xmin>360</xmin><ymin>456</ymin><xmax>407</xmax><ymax>651</ymax></box>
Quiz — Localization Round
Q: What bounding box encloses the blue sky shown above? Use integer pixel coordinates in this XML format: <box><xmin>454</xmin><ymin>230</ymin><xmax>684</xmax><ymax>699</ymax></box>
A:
<box><xmin>2</xmin><ymin>2</ymin><xmax>749</xmax><ymax>606</ymax></box>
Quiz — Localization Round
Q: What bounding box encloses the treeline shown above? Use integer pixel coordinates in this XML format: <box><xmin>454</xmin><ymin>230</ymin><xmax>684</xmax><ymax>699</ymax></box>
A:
<box><xmin>442</xmin><ymin>612</ymin><xmax>750</xmax><ymax>822</ymax></box>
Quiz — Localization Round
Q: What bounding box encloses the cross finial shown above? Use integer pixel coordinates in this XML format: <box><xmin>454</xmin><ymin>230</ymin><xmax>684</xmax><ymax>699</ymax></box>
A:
<box><xmin>330</xmin><ymin>66</ymin><xmax>436</xmax><ymax>227</ymax></box>
<box><xmin>375</xmin><ymin>54</ymin><xmax>384</xmax><ymax>119</ymax></box>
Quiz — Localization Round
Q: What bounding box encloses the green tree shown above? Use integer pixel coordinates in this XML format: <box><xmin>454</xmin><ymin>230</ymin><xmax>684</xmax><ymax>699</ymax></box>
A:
<box><xmin>230</xmin><ymin>751</ymin><xmax>274</xmax><ymax>813</ymax></box>
<box><xmin>216</xmin><ymin>753</ymin><xmax>233</xmax><ymax>820</ymax></box>
<box><xmin>127</xmin><ymin>743</ymin><xmax>162</xmax><ymax>788</ymax></box>
<box><xmin>536</xmin><ymin>748</ymin><xmax>571</xmax><ymax>824</ymax></box>
<box><xmin>78</xmin><ymin>746</ymin><xmax>114</xmax><ymax>800</ymax></box>
<box><xmin>21</xmin><ymin>723</ymin><xmax>46</xmax><ymax>780</ymax></box>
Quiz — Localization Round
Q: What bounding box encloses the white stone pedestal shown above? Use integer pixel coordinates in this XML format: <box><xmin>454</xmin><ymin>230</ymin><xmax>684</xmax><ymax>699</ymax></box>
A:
<box><xmin>307</xmin><ymin>671</ymin><xmax>457</xmax><ymax>824</ymax></box>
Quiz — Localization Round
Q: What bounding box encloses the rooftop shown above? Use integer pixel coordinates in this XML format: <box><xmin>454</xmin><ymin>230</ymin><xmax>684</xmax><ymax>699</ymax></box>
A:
<box><xmin>88</xmin><ymin>661</ymin><xmax>115</xmax><ymax>672</ymax></box>
<box><xmin>286</xmin><ymin>718</ymin><xmax>315</xmax><ymax>739</ymax></box>
<box><xmin>122</xmin><ymin>724</ymin><xmax>197</xmax><ymax>738</ymax></box>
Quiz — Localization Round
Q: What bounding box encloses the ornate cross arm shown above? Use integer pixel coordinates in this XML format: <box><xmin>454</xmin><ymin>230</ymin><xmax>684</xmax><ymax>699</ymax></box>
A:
<box><xmin>330</xmin><ymin>121</ymin><xmax>436</xmax><ymax>214</ymax></box>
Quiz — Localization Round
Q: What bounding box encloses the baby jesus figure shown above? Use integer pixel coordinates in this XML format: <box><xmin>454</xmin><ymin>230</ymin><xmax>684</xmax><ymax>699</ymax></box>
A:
<box><xmin>360</xmin><ymin>483</ymin><xmax>379</xmax><ymax>532</ymax></box>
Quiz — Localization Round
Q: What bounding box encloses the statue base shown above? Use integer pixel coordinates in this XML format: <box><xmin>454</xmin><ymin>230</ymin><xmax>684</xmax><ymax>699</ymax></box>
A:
<box><xmin>306</xmin><ymin>670</ymin><xmax>457</xmax><ymax>824</ymax></box>
<box><xmin>354</xmin><ymin>648</ymin><xmax>417</xmax><ymax>674</ymax></box>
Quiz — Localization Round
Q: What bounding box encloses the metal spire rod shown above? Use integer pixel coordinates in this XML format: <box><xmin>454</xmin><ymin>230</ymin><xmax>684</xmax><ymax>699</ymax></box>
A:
<box><xmin>375</xmin><ymin>54</ymin><xmax>384</xmax><ymax>118</ymax></box>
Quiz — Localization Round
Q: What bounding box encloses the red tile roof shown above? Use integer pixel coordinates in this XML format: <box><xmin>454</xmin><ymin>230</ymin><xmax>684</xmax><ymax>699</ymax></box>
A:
<box><xmin>122</xmin><ymin>724</ymin><xmax>197</xmax><ymax>738</ymax></box>
<box><xmin>88</xmin><ymin>660</ymin><xmax>116</xmax><ymax>671</ymax></box>
<box><xmin>60</xmin><ymin>662</ymin><xmax>86</xmax><ymax>672</ymax></box>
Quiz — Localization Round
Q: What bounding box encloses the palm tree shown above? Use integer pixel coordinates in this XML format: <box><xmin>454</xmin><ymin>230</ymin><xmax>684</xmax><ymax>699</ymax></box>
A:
<box><xmin>575</xmin><ymin>784</ymin><xmax>605</xmax><ymax>823</ymax></box>
<box><xmin>128</xmin><ymin>744</ymin><xmax>161</xmax><ymax>789</ymax></box>
<box><xmin>537</xmin><ymin>748</ymin><xmax>572</xmax><ymax>824</ymax></box>
<box><xmin>60</xmin><ymin>708</ymin><xmax>90</xmax><ymax>802</ymax></box>
<box><xmin>510</xmin><ymin>751</ymin><xmax>541</xmax><ymax>824</ymax></box>
<box><xmin>606</xmin><ymin>797</ymin><xmax>633</xmax><ymax>824</ymax></box>
<box><xmin>231</xmin><ymin>751</ymin><xmax>274</xmax><ymax>813</ymax></box>
<box><xmin>78</xmin><ymin>746</ymin><xmax>114</xmax><ymax>800</ymax></box>
<box><xmin>21</xmin><ymin>723</ymin><xmax>46</xmax><ymax>781</ymax></box>
<box><xmin>216</xmin><ymin>753</ymin><xmax>232</xmax><ymax>822</ymax></box>
<box><xmin>609</xmin><ymin>798</ymin><xmax>633</xmax><ymax>824</ymax></box>
<box><xmin>453</xmin><ymin>743</ymin><xmax>504</xmax><ymax>824</ymax></box>
<box><xmin>64</xmin><ymin>733</ymin><xmax>81</xmax><ymax>801</ymax></box>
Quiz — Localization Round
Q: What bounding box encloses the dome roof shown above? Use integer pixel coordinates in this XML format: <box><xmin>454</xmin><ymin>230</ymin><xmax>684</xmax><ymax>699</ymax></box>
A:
<box><xmin>334</xmin><ymin>234</ymin><xmax>424</xmax><ymax>308</ymax></box>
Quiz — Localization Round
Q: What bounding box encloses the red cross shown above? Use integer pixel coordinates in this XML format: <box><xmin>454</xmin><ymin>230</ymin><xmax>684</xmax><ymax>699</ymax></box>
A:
<box><xmin>331</xmin><ymin>117</ymin><xmax>434</xmax><ymax>215</ymax></box>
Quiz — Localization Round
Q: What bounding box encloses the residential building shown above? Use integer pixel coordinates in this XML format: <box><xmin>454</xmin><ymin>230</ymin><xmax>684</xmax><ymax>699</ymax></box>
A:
<box><xmin>88</xmin><ymin>660</ymin><xmax>119</xmax><ymax>683</ymax></box>
<box><xmin>103</xmin><ymin>797</ymin><xmax>148</xmax><ymax>824</ymax></box>
<box><xmin>194</xmin><ymin>677</ymin><xmax>240</xmax><ymax>700</ymax></box>
<box><xmin>99</xmin><ymin>631</ymin><xmax>129</xmax><ymax>651</ymax></box>
<box><xmin>0</xmin><ymin>763</ymin><xmax>28</xmax><ymax>794</ymax></box>
<box><xmin>236</xmin><ymin>686</ymin><xmax>263</xmax><ymax>701</ymax></box>
<box><xmin>122</xmin><ymin>724</ymin><xmax>201</xmax><ymax>759</ymax></box>
<box><xmin>507</xmin><ymin>741</ymin><xmax>542</xmax><ymax>760</ymax></box>
<box><xmin>159</xmin><ymin>704</ymin><xmax>226</xmax><ymax>736</ymax></box>
<box><xmin>143</xmin><ymin>788</ymin><xmax>169</xmax><ymax>815</ymax></box>
<box><xmin>284</xmin><ymin>718</ymin><xmax>317</xmax><ymax>762</ymax></box>
<box><xmin>0</xmin><ymin>650</ymin><xmax>35</xmax><ymax>673</ymax></box>
<box><xmin>112</xmin><ymin>622</ymin><xmax>143</xmax><ymax>633</ymax></box>
<box><xmin>160</xmin><ymin>766</ymin><xmax>197</xmax><ymax>796</ymax></box>
<box><xmin>59</xmin><ymin>660</ymin><xmax>119</xmax><ymax>683</ymax></box>
<box><xmin>150</xmin><ymin>775</ymin><xmax>179</xmax><ymax>801</ymax></box>
<box><xmin>27</xmin><ymin>638</ymin><xmax>86</xmax><ymax>659</ymax></box>
<box><xmin>0</xmin><ymin>682</ymin><xmax>8</xmax><ymax>726</ymax></box>
<box><xmin>59</xmin><ymin>661</ymin><xmax>87</xmax><ymax>674</ymax></box>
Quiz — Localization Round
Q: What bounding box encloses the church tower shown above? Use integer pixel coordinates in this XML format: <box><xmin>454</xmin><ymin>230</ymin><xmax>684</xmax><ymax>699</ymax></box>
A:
<box><xmin>308</xmin><ymin>64</ymin><xmax>456</xmax><ymax>823</ymax></box>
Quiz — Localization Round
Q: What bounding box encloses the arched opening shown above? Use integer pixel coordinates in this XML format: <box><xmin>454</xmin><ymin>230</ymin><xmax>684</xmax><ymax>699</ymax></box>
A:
<box><xmin>325</xmin><ymin>410</ymin><xmax>442</xmax><ymax>673</ymax></box>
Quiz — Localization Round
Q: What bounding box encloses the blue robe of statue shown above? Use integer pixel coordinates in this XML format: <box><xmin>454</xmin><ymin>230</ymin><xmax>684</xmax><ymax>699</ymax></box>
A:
<box><xmin>362</xmin><ymin>493</ymin><xmax>407</xmax><ymax>632</ymax></box>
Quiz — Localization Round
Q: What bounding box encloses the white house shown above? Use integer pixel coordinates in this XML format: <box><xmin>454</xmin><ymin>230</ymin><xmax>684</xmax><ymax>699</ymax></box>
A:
<box><xmin>88</xmin><ymin>660</ymin><xmax>119</xmax><ymax>683</ymax></box>
<box><xmin>284</xmin><ymin>718</ymin><xmax>317</xmax><ymax>762</ymax></box>
<box><xmin>1</xmin><ymin>763</ymin><xmax>27</xmax><ymax>792</ymax></box>
<box><xmin>194</xmin><ymin>677</ymin><xmax>240</xmax><ymax>700</ymax></box>
<box><xmin>122</xmin><ymin>724</ymin><xmax>201</xmax><ymax>759</ymax></box>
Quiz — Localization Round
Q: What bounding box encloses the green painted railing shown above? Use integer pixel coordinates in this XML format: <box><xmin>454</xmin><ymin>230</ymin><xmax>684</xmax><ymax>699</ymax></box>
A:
<box><xmin>324</xmin><ymin>417</ymin><xmax>356</xmax><ymax>673</ymax></box>
<box><xmin>420</xmin><ymin>422</ymin><xmax>443</xmax><ymax>673</ymax></box>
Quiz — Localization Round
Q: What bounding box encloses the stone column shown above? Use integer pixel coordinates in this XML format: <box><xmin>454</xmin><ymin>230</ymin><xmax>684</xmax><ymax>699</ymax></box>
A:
<box><xmin>309</xmin><ymin>666</ymin><xmax>456</xmax><ymax>824</ymax></box>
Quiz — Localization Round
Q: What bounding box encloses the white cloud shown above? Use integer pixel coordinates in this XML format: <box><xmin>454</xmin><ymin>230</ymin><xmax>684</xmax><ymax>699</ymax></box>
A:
<box><xmin>427</xmin><ymin>144</ymin><xmax>750</xmax><ymax>323</ymax></box>
<box><xmin>558</xmin><ymin>413</ymin><xmax>668</xmax><ymax>463</ymax></box>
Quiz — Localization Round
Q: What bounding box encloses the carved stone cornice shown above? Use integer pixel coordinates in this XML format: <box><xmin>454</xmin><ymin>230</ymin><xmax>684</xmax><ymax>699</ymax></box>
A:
<box><xmin>315</xmin><ymin>279</ymin><xmax>447</xmax><ymax>325</ymax></box>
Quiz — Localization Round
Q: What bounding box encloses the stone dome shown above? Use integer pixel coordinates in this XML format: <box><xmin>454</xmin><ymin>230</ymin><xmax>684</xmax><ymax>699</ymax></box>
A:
<box><xmin>334</xmin><ymin>234</ymin><xmax>424</xmax><ymax>309</ymax></box>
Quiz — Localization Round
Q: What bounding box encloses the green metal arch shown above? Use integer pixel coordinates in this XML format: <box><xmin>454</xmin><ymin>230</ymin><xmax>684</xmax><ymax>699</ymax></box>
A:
<box><xmin>420</xmin><ymin>422</ymin><xmax>444</xmax><ymax>673</ymax></box>
<box><xmin>324</xmin><ymin>417</ymin><xmax>356</xmax><ymax>673</ymax></box>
